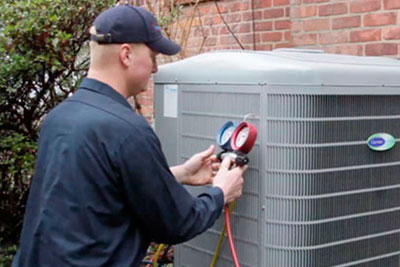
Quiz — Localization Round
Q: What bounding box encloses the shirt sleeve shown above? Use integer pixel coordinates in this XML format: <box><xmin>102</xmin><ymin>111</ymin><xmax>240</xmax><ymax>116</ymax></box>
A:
<box><xmin>115</xmin><ymin>122</ymin><xmax>224</xmax><ymax>244</ymax></box>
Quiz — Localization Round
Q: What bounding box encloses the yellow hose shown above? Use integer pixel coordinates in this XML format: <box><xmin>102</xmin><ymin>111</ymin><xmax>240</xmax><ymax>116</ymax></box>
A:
<box><xmin>210</xmin><ymin>201</ymin><xmax>236</xmax><ymax>267</ymax></box>
<box><xmin>153</xmin><ymin>243</ymin><xmax>165</xmax><ymax>267</ymax></box>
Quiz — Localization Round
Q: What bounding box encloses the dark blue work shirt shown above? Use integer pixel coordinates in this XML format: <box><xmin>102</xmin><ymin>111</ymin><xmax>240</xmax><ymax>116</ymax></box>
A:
<box><xmin>13</xmin><ymin>78</ymin><xmax>224</xmax><ymax>267</ymax></box>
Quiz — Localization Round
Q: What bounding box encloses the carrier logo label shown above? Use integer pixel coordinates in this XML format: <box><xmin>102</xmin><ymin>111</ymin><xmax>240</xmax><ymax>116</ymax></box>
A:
<box><xmin>367</xmin><ymin>133</ymin><xmax>396</xmax><ymax>151</ymax></box>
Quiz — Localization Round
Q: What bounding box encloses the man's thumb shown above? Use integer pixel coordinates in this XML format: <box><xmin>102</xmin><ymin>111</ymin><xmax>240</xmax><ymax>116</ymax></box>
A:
<box><xmin>199</xmin><ymin>145</ymin><xmax>214</xmax><ymax>159</ymax></box>
<box><xmin>220</xmin><ymin>156</ymin><xmax>232</xmax><ymax>170</ymax></box>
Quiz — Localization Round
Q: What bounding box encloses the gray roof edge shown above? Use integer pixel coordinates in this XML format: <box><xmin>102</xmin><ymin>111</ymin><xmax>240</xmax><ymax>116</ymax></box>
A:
<box><xmin>154</xmin><ymin>50</ymin><xmax>400</xmax><ymax>86</ymax></box>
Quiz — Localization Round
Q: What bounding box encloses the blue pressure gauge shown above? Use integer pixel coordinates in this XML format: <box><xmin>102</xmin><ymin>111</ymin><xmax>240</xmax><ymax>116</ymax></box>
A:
<box><xmin>217</xmin><ymin>121</ymin><xmax>237</xmax><ymax>150</ymax></box>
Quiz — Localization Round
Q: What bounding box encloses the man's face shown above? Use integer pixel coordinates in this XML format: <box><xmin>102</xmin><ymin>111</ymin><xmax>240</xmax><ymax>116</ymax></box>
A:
<box><xmin>127</xmin><ymin>44</ymin><xmax>158</xmax><ymax>96</ymax></box>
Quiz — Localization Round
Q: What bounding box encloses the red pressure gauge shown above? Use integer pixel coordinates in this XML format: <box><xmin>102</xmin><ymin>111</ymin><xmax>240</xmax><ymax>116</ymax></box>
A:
<box><xmin>230</xmin><ymin>121</ymin><xmax>257</xmax><ymax>154</ymax></box>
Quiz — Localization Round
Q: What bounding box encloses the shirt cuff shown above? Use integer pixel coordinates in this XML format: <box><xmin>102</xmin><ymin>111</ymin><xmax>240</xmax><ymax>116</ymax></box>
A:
<box><xmin>207</xmin><ymin>186</ymin><xmax>224</xmax><ymax>214</ymax></box>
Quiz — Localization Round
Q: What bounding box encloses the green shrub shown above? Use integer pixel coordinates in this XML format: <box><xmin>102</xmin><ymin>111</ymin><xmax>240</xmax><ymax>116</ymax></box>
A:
<box><xmin>0</xmin><ymin>134</ymin><xmax>36</xmax><ymax>244</ymax></box>
<box><xmin>0</xmin><ymin>0</ymin><xmax>114</xmax><ymax>139</ymax></box>
<box><xmin>0</xmin><ymin>243</ymin><xmax>17</xmax><ymax>267</ymax></box>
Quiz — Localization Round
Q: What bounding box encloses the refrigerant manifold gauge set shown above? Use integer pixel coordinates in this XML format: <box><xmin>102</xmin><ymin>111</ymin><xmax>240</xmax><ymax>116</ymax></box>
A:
<box><xmin>216</xmin><ymin>119</ymin><xmax>257</xmax><ymax>166</ymax></box>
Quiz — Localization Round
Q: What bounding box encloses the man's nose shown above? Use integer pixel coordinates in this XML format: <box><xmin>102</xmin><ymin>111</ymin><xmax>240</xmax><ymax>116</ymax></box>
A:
<box><xmin>152</xmin><ymin>63</ymin><xmax>158</xmax><ymax>73</ymax></box>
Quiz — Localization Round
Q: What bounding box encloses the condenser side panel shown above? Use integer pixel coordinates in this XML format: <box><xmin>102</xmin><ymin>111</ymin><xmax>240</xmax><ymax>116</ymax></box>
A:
<box><xmin>263</xmin><ymin>87</ymin><xmax>400</xmax><ymax>267</ymax></box>
<box><xmin>175</xmin><ymin>84</ymin><xmax>262</xmax><ymax>267</ymax></box>
<box><xmin>154</xmin><ymin>83</ymin><xmax>179</xmax><ymax>166</ymax></box>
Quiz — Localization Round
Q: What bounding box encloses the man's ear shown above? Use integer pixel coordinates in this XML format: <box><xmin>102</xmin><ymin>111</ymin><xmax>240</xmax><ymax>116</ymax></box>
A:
<box><xmin>119</xmin><ymin>44</ymin><xmax>133</xmax><ymax>67</ymax></box>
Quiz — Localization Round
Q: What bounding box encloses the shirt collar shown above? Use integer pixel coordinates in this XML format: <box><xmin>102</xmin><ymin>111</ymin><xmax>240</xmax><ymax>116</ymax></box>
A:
<box><xmin>78</xmin><ymin>78</ymin><xmax>133</xmax><ymax>110</ymax></box>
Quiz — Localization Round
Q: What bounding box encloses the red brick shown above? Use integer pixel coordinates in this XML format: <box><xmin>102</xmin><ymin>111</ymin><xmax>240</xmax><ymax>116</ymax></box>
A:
<box><xmin>275</xmin><ymin>20</ymin><xmax>291</xmax><ymax>30</ymax></box>
<box><xmin>365</xmin><ymin>43</ymin><xmax>398</xmax><ymax>55</ymax></box>
<box><xmin>255</xmin><ymin>21</ymin><xmax>273</xmax><ymax>31</ymax></box>
<box><xmin>207</xmin><ymin>4</ymin><xmax>225</xmax><ymax>14</ymax></box>
<box><xmin>274</xmin><ymin>43</ymin><xmax>292</xmax><ymax>49</ymax></box>
<box><xmin>205</xmin><ymin>36</ymin><xmax>217</xmax><ymax>46</ymax></box>
<box><xmin>187</xmin><ymin>37</ymin><xmax>205</xmax><ymax>47</ymax></box>
<box><xmin>210</xmin><ymin>27</ymin><xmax>218</xmax><ymax>36</ymax></box>
<box><xmin>261</xmin><ymin>32</ymin><xmax>283</xmax><ymax>42</ymax></box>
<box><xmin>239</xmin><ymin>34</ymin><xmax>256</xmax><ymax>44</ymax></box>
<box><xmin>263</xmin><ymin>8</ymin><xmax>285</xmax><ymax>19</ymax></box>
<box><xmin>199</xmin><ymin>6</ymin><xmax>209</xmax><ymax>15</ymax></box>
<box><xmin>141</xmin><ymin>106</ymin><xmax>154</xmax><ymax>117</ymax></box>
<box><xmin>218</xmin><ymin>45</ymin><xmax>231</xmax><ymax>50</ymax></box>
<box><xmin>229</xmin><ymin>2</ymin><xmax>250</xmax><ymax>12</ymax></box>
<box><xmin>303</xmin><ymin>0</ymin><xmax>329</xmax><ymax>3</ymax></box>
<box><xmin>319</xmin><ymin>3</ymin><xmax>348</xmax><ymax>16</ymax></box>
<box><xmin>226</xmin><ymin>23</ymin><xmax>250</xmax><ymax>34</ymax></box>
<box><xmin>141</xmin><ymin>88</ymin><xmax>153</xmax><ymax>97</ymax></box>
<box><xmin>324</xmin><ymin>45</ymin><xmax>363</xmax><ymax>56</ymax></box>
<box><xmin>303</xmin><ymin>18</ymin><xmax>330</xmax><ymax>31</ymax></box>
<box><xmin>204</xmin><ymin>16</ymin><xmax>221</xmax><ymax>26</ymax></box>
<box><xmin>219</xmin><ymin>27</ymin><xmax>230</xmax><ymax>35</ymax></box>
<box><xmin>183</xmin><ymin>8</ymin><xmax>192</xmax><ymax>17</ymax></box>
<box><xmin>254</xmin><ymin>0</ymin><xmax>272</xmax><ymax>8</ymax></box>
<box><xmin>238</xmin><ymin>23</ymin><xmax>251</xmax><ymax>33</ymax></box>
<box><xmin>222</xmin><ymin>24</ymin><xmax>234</xmax><ymax>34</ymax></box>
<box><xmin>256</xmin><ymin>44</ymin><xmax>273</xmax><ymax>51</ymax></box>
<box><xmin>137</xmin><ymin>97</ymin><xmax>153</xmax><ymax>106</ymax></box>
<box><xmin>284</xmin><ymin>31</ymin><xmax>291</xmax><ymax>41</ymax></box>
<box><xmin>205</xmin><ymin>4</ymin><xmax>220</xmax><ymax>16</ymax></box>
<box><xmin>215</xmin><ymin>16</ymin><xmax>224</xmax><ymax>24</ymax></box>
<box><xmin>364</xmin><ymin>12</ymin><xmax>397</xmax><ymax>27</ymax></box>
<box><xmin>332</xmin><ymin>16</ymin><xmax>361</xmax><ymax>29</ymax></box>
<box><xmin>291</xmin><ymin>6</ymin><xmax>317</xmax><ymax>18</ymax></box>
<box><xmin>319</xmin><ymin>31</ymin><xmax>348</xmax><ymax>44</ymax></box>
<box><xmin>273</xmin><ymin>0</ymin><xmax>290</xmax><ymax>6</ymax></box>
<box><xmin>242</xmin><ymin>44</ymin><xmax>253</xmax><ymax>50</ymax></box>
<box><xmin>226</xmin><ymin>13</ymin><xmax>241</xmax><ymax>23</ymax></box>
<box><xmin>384</xmin><ymin>27</ymin><xmax>400</xmax><ymax>40</ymax></box>
<box><xmin>219</xmin><ymin>35</ymin><xmax>237</xmax><ymax>45</ymax></box>
<box><xmin>285</xmin><ymin>7</ymin><xmax>290</xmax><ymax>17</ymax></box>
<box><xmin>350</xmin><ymin>29</ymin><xmax>381</xmax><ymax>42</ymax></box>
<box><xmin>350</xmin><ymin>0</ymin><xmax>381</xmax><ymax>13</ymax></box>
<box><xmin>243</xmin><ymin>11</ymin><xmax>262</xmax><ymax>21</ymax></box>
<box><xmin>193</xmin><ymin>26</ymin><xmax>205</xmax><ymax>36</ymax></box>
<box><xmin>292</xmin><ymin>21</ymin><xmax>302</xmax><ymax>32</ymax></box>
<box><xmin>384</xmin><ymin>0</ymin><xmax>400</xmax><ymax>9</ymax></box>
<box><xmin>292</xmin><ymin>33</ymin><xmax>317</xmax><ymax>45</ymax></box>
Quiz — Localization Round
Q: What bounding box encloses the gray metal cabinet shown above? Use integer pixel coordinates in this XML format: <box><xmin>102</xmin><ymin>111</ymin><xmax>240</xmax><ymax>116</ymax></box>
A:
<box><xmin>154</xmin><ymin>49</ymin><xmax>400</xmax><ymax>267</ymax></box>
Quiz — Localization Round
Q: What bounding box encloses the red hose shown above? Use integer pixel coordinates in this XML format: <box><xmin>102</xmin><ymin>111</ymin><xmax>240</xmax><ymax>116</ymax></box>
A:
<box><xmin>224</xmin><ymin>204</ymin><xmax>240</xmax><ymax>267</ymax></box>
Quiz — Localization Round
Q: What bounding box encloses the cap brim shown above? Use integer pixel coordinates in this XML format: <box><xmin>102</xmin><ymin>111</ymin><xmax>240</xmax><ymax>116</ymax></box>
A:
<box><xmin>147</xmin><ymin>36</ymin><xmax>181</xmax><ymax>56</ymax></box>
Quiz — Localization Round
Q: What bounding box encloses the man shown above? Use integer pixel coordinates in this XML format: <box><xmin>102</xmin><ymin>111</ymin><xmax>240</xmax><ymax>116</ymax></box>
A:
<box><xmin>13</xmin><ymin>4</ymin><xmax>246</xmax><ymax>267</ymax></box>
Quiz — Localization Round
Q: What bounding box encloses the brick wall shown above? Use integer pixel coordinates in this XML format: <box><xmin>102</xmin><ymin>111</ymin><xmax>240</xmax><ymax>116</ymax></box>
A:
<box><xmin>184</xmin><ymin>0</ymin><xmax>400</xmax><ymax>55</ymax></box>
<box><xmin>138</xmin><ymin>0</ymin><xmax>400</xmax><ymax>122</ymax></box>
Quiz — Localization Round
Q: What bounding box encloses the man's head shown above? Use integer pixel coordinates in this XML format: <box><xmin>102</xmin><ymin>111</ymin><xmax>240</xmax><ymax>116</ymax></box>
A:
<box><xmin>88</xmin><ymin>5</ymin><xmax>181</xmax><ymax>97</ymax></box>
<box><xmin>91</xmin><ymin>5</ymin><xmax>181</xmax><ymax>55</ymax></box>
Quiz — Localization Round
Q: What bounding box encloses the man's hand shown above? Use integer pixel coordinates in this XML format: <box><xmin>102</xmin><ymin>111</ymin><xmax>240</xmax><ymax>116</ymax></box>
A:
<box><xmin>171</xmin><ymin>145</ymin><xmax>220</xmax><ymax>185</ymax></box>
<box><xmin>212</xmin><ymin>157</ymin><xmax>247</xmax><ymax>204</ymax></box>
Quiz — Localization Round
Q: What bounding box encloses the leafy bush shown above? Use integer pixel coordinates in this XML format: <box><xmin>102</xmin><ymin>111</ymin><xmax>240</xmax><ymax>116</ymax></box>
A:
<box><xmin>0</xmin><ymin>0</ymin><xmax>113</xmax><ymax>139</ymax></box>
<box><xmin>0</xmin><ymin>243</ymin><xmax>17</xmax><ymax>267</ymax></box>
<box><xmin>0</xmin><ymin>0</ymin><xmax>114</xmax><ymax>247</ymax></box>
<box><xmin>0</xmin><ymin>134</ymin><xmax>36</xmax><ymax>244</ymax></box>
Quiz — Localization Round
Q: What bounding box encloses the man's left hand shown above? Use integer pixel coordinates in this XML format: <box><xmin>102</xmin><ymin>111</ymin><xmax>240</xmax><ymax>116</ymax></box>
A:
<box><xmin>171</xmin><ymin>145</ymin><xmax>220</xmax><ymax>185</ymax></box>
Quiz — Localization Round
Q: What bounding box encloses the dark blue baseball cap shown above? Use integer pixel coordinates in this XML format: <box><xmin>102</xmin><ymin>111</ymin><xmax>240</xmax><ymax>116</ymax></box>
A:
<box><xmin>91</xmin><ymin>5</ymin><xmax>181</xmax><ymax>55</ymax></box>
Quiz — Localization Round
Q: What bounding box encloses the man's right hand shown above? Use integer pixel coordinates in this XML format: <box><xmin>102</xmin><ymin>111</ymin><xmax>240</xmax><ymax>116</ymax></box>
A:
<box><xmin>212</xmin><ymin>157</ymin><xmax>247</xmax><ymax>204</ymax></box>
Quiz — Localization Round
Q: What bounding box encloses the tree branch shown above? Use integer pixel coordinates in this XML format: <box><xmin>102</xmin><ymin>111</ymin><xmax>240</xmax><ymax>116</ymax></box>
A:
<box><xmin>214</xmin><ymin>0</ymin><xmax>244</xmax><ymax>50</ymax></box>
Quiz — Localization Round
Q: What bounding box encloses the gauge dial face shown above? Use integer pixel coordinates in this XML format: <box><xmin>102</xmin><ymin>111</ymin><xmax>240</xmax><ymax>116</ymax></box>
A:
<box><xmin>221</xmin><ymin>126</ymin><xmax>235</xmax><ymax>144</ymax></box>
<box><xmin>235</xmin><ymin>127</ymin><xmax>249</xmax><ymax>147</ymax></box>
